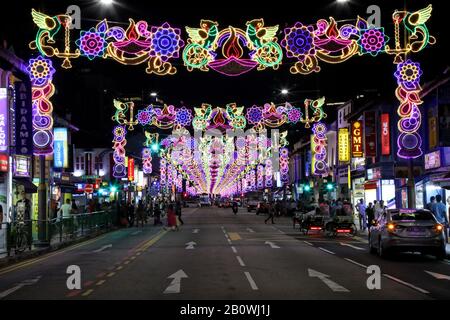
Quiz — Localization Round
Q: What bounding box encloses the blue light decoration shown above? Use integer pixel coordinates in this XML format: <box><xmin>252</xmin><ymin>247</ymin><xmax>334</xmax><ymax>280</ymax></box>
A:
<box><xmin>76</xmin><ymin>20</ymin><xmax>108</xmax><ymax>60</ymax></box>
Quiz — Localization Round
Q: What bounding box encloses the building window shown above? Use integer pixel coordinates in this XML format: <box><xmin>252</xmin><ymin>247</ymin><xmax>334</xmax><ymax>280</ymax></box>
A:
<box><xmin>95</xmin><ymin>156</ymin><xmax>103</xmax><ymax>171</ymax></box>
<box><xmin>80</xmin><ymin>156</ymin><xmax>85</xmax><ymax>170</ymax></box>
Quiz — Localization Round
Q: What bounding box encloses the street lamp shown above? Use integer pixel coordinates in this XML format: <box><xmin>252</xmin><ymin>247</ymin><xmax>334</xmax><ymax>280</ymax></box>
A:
<box><xmin>99</xmin><ymin>0</ymin><xmax>114</xmax><ymax>5</ymax></box>
<box><xmin>150</xmin><ymin>92</ymin><xmax>158</xmax><ymax>97</ymax></box>
<box><xmin>281</xmin><ymin>89</ymin><xmax>289</xmax><ymax>95</ymax></box>
<box><xmin>336</xmin><ymin>0</ymin><xmax>349</xmax><ymax>3</ymax></box>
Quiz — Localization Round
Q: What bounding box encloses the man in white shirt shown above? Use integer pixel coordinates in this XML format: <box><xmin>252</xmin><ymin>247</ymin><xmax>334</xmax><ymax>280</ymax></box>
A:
<box><xmin>356</xmin><ymin>199</ymin><xmax>366</xmax><ymax>231</ymax></box>
<box><xmin>58</xmin><ymin>199</ymin><xmax>73</xmax><ymax>220</ymax></box>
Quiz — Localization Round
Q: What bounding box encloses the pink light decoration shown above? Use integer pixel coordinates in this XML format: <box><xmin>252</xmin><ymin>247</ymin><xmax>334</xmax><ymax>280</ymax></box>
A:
<box><xmin>279</xmin><ymin>147</ymin><xmax>289</xmax><ymax>184</ymax></box>
<box><xmin>265</xmin><ymin>159</ymin><xmax>273</xmax><ymax>188</ymax></box>
<box><xmin>160</xmin><ymin>158</ymin><xmax>167</xmax><ymax>186</ymax></box>
<box><xmin>142</xmin><ymin>148</ymin><xmax>152</xmax><ymax>174</ymax></box>
<box><xmin>257</xmin><ymin>165</ymin><xmax>264</xmax><ymax>189</ymax></box>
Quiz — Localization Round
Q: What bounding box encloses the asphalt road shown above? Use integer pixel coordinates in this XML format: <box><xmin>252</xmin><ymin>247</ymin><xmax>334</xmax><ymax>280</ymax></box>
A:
<box><xmin>0</xmin><ymin>207</ymin><xmax>449</xmax><ymax>300</ymax></box>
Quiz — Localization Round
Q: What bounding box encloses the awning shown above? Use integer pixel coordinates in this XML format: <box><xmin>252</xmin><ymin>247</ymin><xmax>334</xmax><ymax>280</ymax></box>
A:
<box><xmin>14</xmin><ymin>178</ymin><xmax>38</xmax><ymax>194</ymax></box>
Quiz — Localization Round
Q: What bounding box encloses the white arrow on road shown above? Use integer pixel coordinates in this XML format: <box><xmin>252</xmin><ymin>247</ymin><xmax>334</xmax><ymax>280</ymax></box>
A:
<box><xmin>265</xmin><ymin>241</ymin><xmax>280</xmax><ymax>249</ymax></box>
<box><xmin>92</xmin><ymin>244</ymin><xmax>112</xmax><ymax>253</ymax></box>
<box><xmin>308</xmin><ymin>269</ymin><xmax>349</xmax><ymax>292</ymax></box>
<box><xmin>247</xmin><ymin>228</ymin><xmax>255</xmax><ymax>233</ymax></box>
<box><xmin>340</xmin><ymin>242</ymin><xmax>364</xmax><ymax>251</ymax></box>
<box><xmin>164</xmin><ymin>270</ymin><xmax>188</xmax><ymax>294</ymax></box>
<box><xmin>192</xmin><ymin>229</ymin><xmax>200</xmax><ymax>234</ymax></box>
<box><xmin>425</xmin><ymin>270</ymin><xmax>450</xmax><ymax>280</ymax></box>
<box><xmin>0</xmin><ymin>276</ymin><xmax>42</xmax><ymax>299</ymax></box>
<box><xmin>185</xmin><ymin>241</ymin><xmax>197</xmax><ymax>250</ymax></box>
<box><xmin>131</xmin><ymin>230</ymin><xmax>142</xmax><ymax>236</ymax></box>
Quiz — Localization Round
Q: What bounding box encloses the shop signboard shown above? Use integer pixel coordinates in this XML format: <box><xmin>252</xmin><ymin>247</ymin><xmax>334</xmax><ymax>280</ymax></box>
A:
<box><xmin>381</xmin><ymin>114</ymin><xmax>390</xmax><ymax>155</ymax></box>
<box><xmin>13</xmin><ymin>155</ymin><xmax>31</xmax><ymax>178</ymax></box>
<box><xmin>351</xmin><ymin>121</ymin><xmax>363</xmax><ymax>158</ymax></box>
<box><xmin>128</xmin><ymin>158</ymin><xmax>135</xmax><ymax>182</ymax></box>
<box><xmin>424</xmin><ymin>150</ymin><xmax>441</xmax><ymax>170</ymax></box>
<box><xmin>428</xmin><ymin>116</ymin><xmax>438</xmax><ymax>150</ymax></box>
<box><xmin>0</xmin><ymin>154</ymin><xmax>7</xmax><ymax>172</ymax></box>
<box><xmin>0</xmin><ymin>88</ymin><xmax>8</xmax><ymax>153</ymax></box>
<box><xmin>53</xmin><ymin>128</ymin><xmax>69</xmax><ymax>168</ymax></box>
<box><xmin>338</xmin><ymin>128</ymin><xmax>350</xmax><ymax>162</ymax></box>
<box><xmin>14</xmin><ymin>82</ymin><xmax>33</xmax><ymax>156</ymax></box>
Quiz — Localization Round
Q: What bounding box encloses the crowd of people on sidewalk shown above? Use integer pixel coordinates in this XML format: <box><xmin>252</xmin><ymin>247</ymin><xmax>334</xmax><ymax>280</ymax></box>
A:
<box><xmin>118</xmin><ymin>199</ymin><xmax>184</xmax><ymax>231</ymax></box>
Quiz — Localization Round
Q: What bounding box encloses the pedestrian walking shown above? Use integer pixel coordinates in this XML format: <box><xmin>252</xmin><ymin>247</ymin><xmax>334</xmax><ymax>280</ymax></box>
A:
<box><xmin>127</xmin><ymin>201</ymin><xmax>135</xmax><ymax>227</ymax></box>
<box><xmin>356</xmin><ymin>198</ymin><xmax>367</xmax><ymax>231</ymax></box>
<box><xmin>175</xmin><ymin>200</ymin><xmax>184</xmax><ymax>225</ymax></box>
<box><xmin>135</xmin><ymin>200</ymin><xmax>146</xmax><ymax>228</ymax></box>
<box><xmin>366</xmin><ymin>202</ymin><xmax>375</xmax><ymax>228</ymax></box>
<box><xmin>164</xmin><ymin>204</ymin><xmax>178</xmax><ymax>231</ymax></box>
<box><xmin>426</xmin><ymin>196</ymin><xmax>436</xmax><ymax>211</ymax></box>
<box><xmin>264</xmin><ymin>202</ymin><xmax>275</xmax><ymax>224</ymax></box>
<box><xmin>375</xmin><ymin>200</ymin><xmax>385</xmax><ymax>220</ymax></box>
<box><xmin>153</xmin><ymin>202</ymin><xmax>162</xmax><ymax>225</ymax></box>
<box><xmin>432</xmin><ymin>195</ymin><xmax>449</xmax><ymax>242</ymax></box>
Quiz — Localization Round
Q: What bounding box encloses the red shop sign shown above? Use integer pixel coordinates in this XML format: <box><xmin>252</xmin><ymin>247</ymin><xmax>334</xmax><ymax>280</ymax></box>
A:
<box><xmin>0</xmin><ymin>154</ymin><xmax>7</xmax><ymax>172</ymax></box>
<box><xmin>381</xmin><ymin>114</ymin><xmax>390</xmax><ymax>156</ymax></box>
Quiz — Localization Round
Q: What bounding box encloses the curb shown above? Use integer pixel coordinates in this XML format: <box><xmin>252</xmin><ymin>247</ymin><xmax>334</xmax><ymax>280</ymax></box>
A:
<box><xmin>0</xmin><ymin>227</ymin><xmax>119</xmax><ymax>269</ymax></box>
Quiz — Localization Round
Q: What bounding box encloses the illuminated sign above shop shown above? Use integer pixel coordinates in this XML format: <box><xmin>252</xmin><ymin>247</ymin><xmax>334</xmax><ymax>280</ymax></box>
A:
<box><xmin>338</xmin><ymin>128</ymin><xmax>350</xmax><ymax>162</ymax></box>
<box><xmin>425</xmin><ymin>150</ymin><xmax>441</xmax><ymax>170</ymax></box>
<box><xmin>351</xmin><ymin>121</ymin><xmax>363</xmax><ymax>158</ymax></box>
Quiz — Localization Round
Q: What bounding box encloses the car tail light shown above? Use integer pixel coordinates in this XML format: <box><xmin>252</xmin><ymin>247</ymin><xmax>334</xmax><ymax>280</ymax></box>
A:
<box><xmin>336</xmin><ymin>229</ymin><xmax>352</xmax><ymax>233</ymax></box>
<box><xmin>309</xmin><ymin>226</ymin><xmax>322</xmax><ymax>231</ymax></box>
<box><xmin>386</xmin><ymin>223</ymin><xmax>396</xmax><ymax>233</ymax></box>
<box><xmin>434</xmin><ymin>224</ymin><xmax>444</xmax><ymax>233</ymax></box>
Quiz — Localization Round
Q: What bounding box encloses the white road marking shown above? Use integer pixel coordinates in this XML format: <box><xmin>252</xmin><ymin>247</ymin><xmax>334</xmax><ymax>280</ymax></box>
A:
<box><xmin>92</xmin><ymin>244</ymin><xmax>112</xmax><ymax>253</ymax></box>
<box><xmin>227</xmin><ymin>239</ymin><xmax>232</xmax><ymax>244</ymax></box>
<box><xmin>340</xmin><ymin>242</ymin><xmax>365</xmax><ymax>250</ymax></box>
<box><xmin>236</xmin><ymin>256</ymin><xmax>246</xmax><ymax>267</ymax></box>
<box><xmin>303</xmin><ymin>241</ymin><xmax>313</xmax><ymax>246</ymax></box>
<box><xmin>231</xmin><ymin>246</ymin><xmax>237</xmax><ymax>253</ymax></box>
<box><xmin>185</xmin><ymin>241</ymin><xmax>196</xmax><ymax>250</ymax></box>
<box><xmin>265</xmin><ymin>241</ymin><xmax>280</xmax><ymax>249</ymax></box>
<box><xmin>164</xmin><ymin>270</ymin><xmax>188</xmax><ymax>294</ymax></box>
<box><xmin>247</xmin><ymin>228</ymin><xmax>255</xmax><ymax>233</ymax></box>
<box><xmin>131</xmin><ymin>230</ymin><xmax>142</xmax><ymax>235</ymax></box>
<box><xmin>383</xmin><ymin>274</ymin><xmax>430</xmax><ymax>294</ymax></box>
<box><xmin>308</xmin><ymin>269</ymin><xmax>349</xmax><ymax>292</ymax></box>
<box><xmin>318</xmin><ymin>247</ymin><xmax>335</xmax><ymax>255</ymax></box>
<box><xmin>0</xmin><ymin>276</ymin><xmax>42</xmax><ymax>299</ymax></box>
<box><xmin>344</xmin><ymin>258</ymin><xmax>368</xmax><ymax>269</ymax></box>
<box><xmin>192</xmin><ymin>229</ymin><xmax>200</xmax><ymax>234</ymax></box>
<box><xmin>244</xmin><ymin>272</ymin><xmax>258</xmax><ymax>290</ymax></box>
<box><xmin>425</xmin><ymin>270</ymin><xmax>450</xmax><ymax>280</ymax></box>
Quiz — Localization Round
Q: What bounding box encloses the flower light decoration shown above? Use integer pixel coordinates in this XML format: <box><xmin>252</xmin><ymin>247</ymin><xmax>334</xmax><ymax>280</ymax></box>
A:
<box><xmin>311</xmin><ymin>122</ymin><xmax>329</xmax><ymax>176</ymax></box>
<box><xmin>265</xmin><ymin>159</ymin><xmax>273</xmax><ymax>188</ymax></box>
<box><xmin>257</xmin><ymin>164</ymin><xmax>264</xmax><ymax>189</ymax></box>
<box><xmin>136</xmin><ymin>107</ymin><xmax>154</xmax><ymax>126</ymax></box>
<box><xmin>175</xmin><ymin>107</ymin><xmax>193</xmax><ymax>127</ymax></box>
<box><xmin>112</xmin><ymin>125</ymin><xmax>127</xmax><ymax>178</ymax></box>
<box><xmin>27</xmin><ymin>56</ymin><xmax>56</xmax><ymax>155</ymax></box>
<box><xmin>76</xmin><ymin>20</ymin><xmax>108</xmax><ymax>60</ymax></box>
<box><xmin>358</xmin><ymin>27</ymin><xmax>389</xmax><ymax>56</ymax></box>
<box><xmin>394</xmin><ymin>60</ymin><xmax>423</xmax><ymax>159</ymax></box>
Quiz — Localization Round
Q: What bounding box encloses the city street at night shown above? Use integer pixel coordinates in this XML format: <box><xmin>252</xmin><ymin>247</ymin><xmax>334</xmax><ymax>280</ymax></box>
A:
<box><xmin>0</xmin><ymin>207</ymin><xmax>449</xmax><ymax>300</ymax></box>
<box><xmin>0</xmin><ymin>0</ymin><xmax>450</xmax><ymax>307</ymax></box>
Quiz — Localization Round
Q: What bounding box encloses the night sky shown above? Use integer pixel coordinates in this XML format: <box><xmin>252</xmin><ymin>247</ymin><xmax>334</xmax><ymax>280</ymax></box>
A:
<box><xmin>2</xmin><ymin>0</ymin><xmax>448</xmax><ymax>154</ymax></box>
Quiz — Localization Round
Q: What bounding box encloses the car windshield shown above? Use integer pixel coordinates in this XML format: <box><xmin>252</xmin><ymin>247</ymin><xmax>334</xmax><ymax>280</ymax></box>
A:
<box><xmin>391</xmin><ymin>211</ymin><xmax>434</xmax><ymax>221</ymax></box>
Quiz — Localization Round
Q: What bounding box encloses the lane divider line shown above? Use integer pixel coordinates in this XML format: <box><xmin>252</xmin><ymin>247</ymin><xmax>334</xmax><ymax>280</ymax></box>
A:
<box><xmin>81</xmin><ymin>289</ymin><xmax>94</xmax><ymax>297</ymax></box>
<box><xmin>344</xmin><ymin>258</ymin><xmax>368</xmax><ymax>269</ymax></box>
<box><xmin>383</xmin><ymin>274</ymin><xmax>430</xmax><ymax>294</ymax></box>
<box><xmin>236</xmin><ymin>256</ymin><xmax>246</xmax><ymax>267</ymax></box>
<box><xmin>231</xmin><ymin>246</ymin><xmax>237</xmax><ymax>254</ymax></box>
<box><xmin>318</xmin><ymin>247</ymin><xmax>336</xmax><ymax>255</ymax></box>
<box><xmin>303</xmin><ymin>241</ymin><xmax>313</xmax><ymax>246</ymax></box>
<box><xmin>244</xmin><ymin>272</ymin><xmax>259</xmax><ymax>290</ymax></box>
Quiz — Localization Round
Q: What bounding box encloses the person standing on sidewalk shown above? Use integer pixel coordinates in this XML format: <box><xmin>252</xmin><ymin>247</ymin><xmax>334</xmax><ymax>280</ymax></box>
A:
<box><xmin>175</xmin><ymin>200</ymin><xmax>184</xmax><ymax>225</ymax></box>
<box><xmin>265</xmin><ymin>202</ymin><xmax>275</xmax><ymax>224</ymax></box>
<box><xmin>356</xmin><ymin>199</ymin><xmax>367</xmax><ymax>231</ymax></box>
<box><xmin>432</xmin><ymin>195</ymin><xmax>449</xmax><ymax>243</ymax></box>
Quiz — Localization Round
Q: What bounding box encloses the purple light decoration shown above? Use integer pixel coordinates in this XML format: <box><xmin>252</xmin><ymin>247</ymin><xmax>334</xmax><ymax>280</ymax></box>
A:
<box><xmin>358</xmin><ymin>28</ymin><xmax>388</xmax><ymax>56</ymax></box>
<box><xmin>149</xmin><ymin>22</ymin><xmax>184</xmax><ymax>61</ymax></box>
<box><xmin>287</xmin><ymin>108</ymin><xmax>302</xmax><ymax>123</ymax></box>
<box><xmin>246</xmin><ymin>105</ymin><xmax>263</xmax><ymax>125</ymax></box>
<box><xmin>27</xmin><ymin>56</ymin><xmax>56</xmax><ymax>87</ymax></box>
<box><xmin>175</xmin><ymin>107</ymin><xmax>193</xmax><ymax>127</ymax></box>
<box><xmin>137</xmin><ymin>108</ymin><xmax>153</xmax><ymax>126</ymax></box>
<box><xmin>142</xmin><ymin>148</ymin><xmax>152</xmax><ymax>174</ymax></box>
<box><xmin>281</xmin><ymin>22</ymin><xmax>315</xmax><ymax>59</ymax></box>
<box><xmin>76</xmin><ymin>28</ymin><xmax>107</xmax><ymax>60</ymax></box>
<box><xmin>112</xmin><ymin>125</ymin><xmax>127</xmax><ymax>178</ymax></box>
<box><xmin>280</xmin><ymin>148</ymin><xmax>289</xmax><ymax>184</ymax></box>
<box><xmin>395</xmin><ymin>60</ymin><xmax>423</xmax><ymax>159</ymax></box>
<box><xmin>160</xmin><ymin>159</ymin><xmax>167</xmax><ymax>186</ymax></box>
<box><xmin>312</xmin><ymin>122</ymin><xmax>329</xmax><ymax>176</ymax></box>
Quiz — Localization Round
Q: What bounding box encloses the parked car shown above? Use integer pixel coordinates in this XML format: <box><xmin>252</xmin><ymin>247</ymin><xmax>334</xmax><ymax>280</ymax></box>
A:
<box><xmin>369</xmin><ymin>209</ymin><xmax>446</xmax><ymax>260</ymax></box>
<box><xmin>198</xmin><ymin>194</ymin><xmax>211</xmax><ymax>207</ymax></box>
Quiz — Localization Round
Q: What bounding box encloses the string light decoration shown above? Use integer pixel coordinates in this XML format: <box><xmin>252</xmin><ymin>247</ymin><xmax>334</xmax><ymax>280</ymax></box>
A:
<box><xmin>160</xmin><ymin>158</ymin><xmax>167</xmax><ymax>187</ymax></box>
<box><xmin>358</xmin><ymin>27</ymin><xmax>389</xmax><ymax>57</ymax></box>
<box><xmin>279</xmin><ymin>147</ymin><xmax>289</xmax><ymax>184</ymax></box>
<box><xmin>300</xmin><ymin>97</ymin><xmax>326</xmax><ymax>128</ymax></box>
<box><xmin>394</xmin><ymin>59</ymin><xmax>423</xmax><ymax>158</ymax></box>
<box><xmin>27</xmin><ymin>56</ymin><xmax>55</xmax><ymax>155</ymax></box>
<box><xmin>136</xmin><ymin>107</ymin><xmax>154</xmax><ymax>126</ymax></box>
<box><xmin>112</xmin><ymin>100</ymin><xmax>138</xmax><ymax>130</ymax></box>
<box><xmin>311</xmin><ymin>122</ymin><xmax>329</xmax><ymax>177</ymax></box>
<box><xmin>175</xmin><ymin>107</ymin><xmax>193</xmax><ymax>127</ymax></box>
<box><xmin>142</xmin><ymin>148</ymin><xmax>152</xmax><ymax>174</ymax></box>
<box><xmin>265</xmin><ymin>159</ymin><xmax>273</xmax><ymax>188</ymax></box>
<box><xmin>257</xmin><ymin>164</ymin><xmax>264</xmax><ymax>189</ymax></box>
<box><xmin>112</xmin><ymin>125</ymin><xmax>127</xmax><ymax>178</ymax></box>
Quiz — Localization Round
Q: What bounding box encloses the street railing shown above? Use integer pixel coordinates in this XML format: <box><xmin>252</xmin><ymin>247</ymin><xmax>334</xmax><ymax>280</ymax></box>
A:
<box><xmin>2</xmin><ymin>210</ymin><xmax>117</xmax><ymax>257</ymax></box>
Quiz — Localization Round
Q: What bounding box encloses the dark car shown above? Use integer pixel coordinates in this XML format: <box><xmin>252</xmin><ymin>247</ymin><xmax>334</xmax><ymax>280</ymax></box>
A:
<box><xmin>369</xmin><ymin>209</ymin><xmax>446</xmax><ymax>259</ymax></box>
